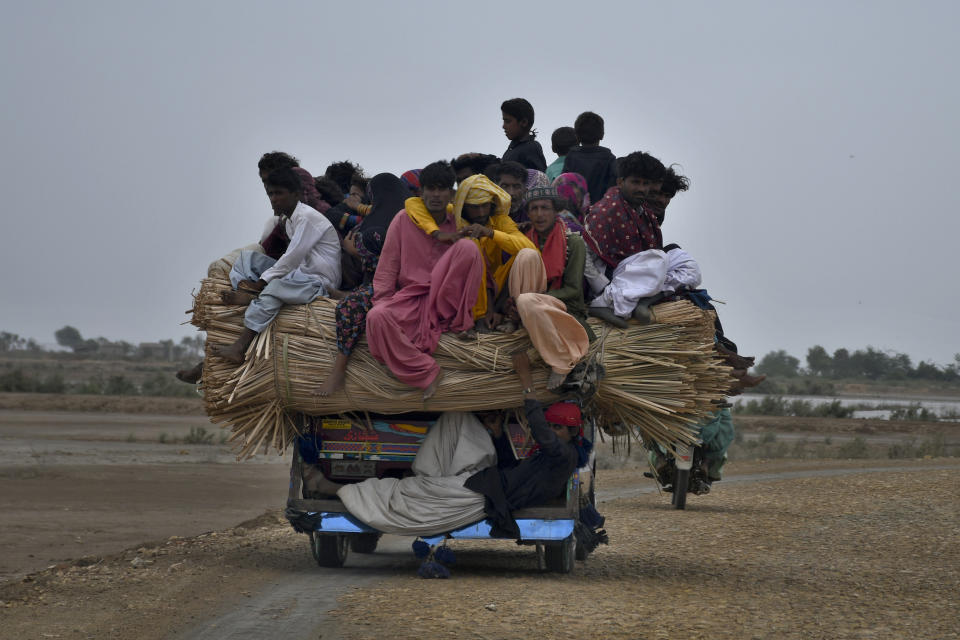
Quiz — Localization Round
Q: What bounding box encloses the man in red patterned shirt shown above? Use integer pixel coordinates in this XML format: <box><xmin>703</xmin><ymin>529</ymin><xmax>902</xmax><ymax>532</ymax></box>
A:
<box><xmin>582</xmin><ymin>152</ymin><xmax>668</xmax><ymax>327</ymax></box>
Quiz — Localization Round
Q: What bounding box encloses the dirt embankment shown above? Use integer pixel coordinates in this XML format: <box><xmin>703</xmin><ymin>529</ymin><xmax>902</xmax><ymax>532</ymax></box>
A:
<box><xmin>0</xmin><ymin>392</ymin><xmax>204</xmax><ymax>415</ymax></box>
<box><xmin>734</xmin><ymin>414</ymin><xmax>954</xmax><ymax>436</ymax></box>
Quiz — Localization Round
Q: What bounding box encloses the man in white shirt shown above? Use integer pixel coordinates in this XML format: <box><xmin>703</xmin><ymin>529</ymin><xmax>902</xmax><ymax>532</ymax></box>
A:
<box><xmin>212</xmin><ymin>168</ymin><xmax>342</xmax><ymax>364</ymax></box>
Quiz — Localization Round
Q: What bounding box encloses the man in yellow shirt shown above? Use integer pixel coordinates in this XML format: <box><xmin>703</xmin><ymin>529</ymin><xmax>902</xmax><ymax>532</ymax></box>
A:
<box><xmin>406</xmin><ymin>174</ymin><xmax>536</xmax><ymax>330</ymax></box>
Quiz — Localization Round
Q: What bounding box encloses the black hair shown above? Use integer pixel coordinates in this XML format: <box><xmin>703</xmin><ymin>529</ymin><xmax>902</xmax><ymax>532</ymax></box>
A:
<box><xmin>501</xmin><ymin>97</ymin><xmax>535</xmax><ymax>133</ymax></box>
<box><xmin>419</xmin><ymin>160</ymin><xmax>456</xmax><ymax>190</ymax></box>
<box><xmin>258</xmin><ymin>151</ymin><xmax>300</xmax><ymax>174</ymax></box>
<box><xmin>661</xmin><ymin>166</ymin><xmax>691</xmax><ymax>198</ymax></box>
<box><xmin>264</xmin><ymin>167</ymin><xmax>302</xmax><ymax>194</ymax></box>
<box><xmin>491</xmin><ymin>161</ymin><xmax>527</xmax><ymax>184</ymax></box>
<box><xmin>324</xmin><ymin>160</ymin><xmax>364</xmax><ymax>193</ymax></box>
<box><xmin>551</xmin><ymin>127</ymin><xmax>577</xmax><ymax>155</ymax></box>
<box><xmin>313</xmin><ymin>175</ymin><xmax>344</xmax><ymax>205</ymax></box>
<box><xmin>350</xmin><ymin>174</ymin><xmax>369</xmax><ymax>194</ymax></box>
<box><xmin>617</xmin><ymin>152</ymin><xmax>667</xmax><ymax>182</ymax></box>
<box><xmin>451</xmin><ymin>153</ymin><xmax>500</xmax><ymax>176</ymax></box>
<box><xmin>573</xmin><ymin>112</ymin><xmax>604</xmax><ymax>145</ymax></box>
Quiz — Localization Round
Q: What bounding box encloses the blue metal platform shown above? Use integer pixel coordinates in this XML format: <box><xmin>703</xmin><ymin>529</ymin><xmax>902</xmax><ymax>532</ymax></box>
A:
<box><xmin>312</xmin><ymin>510</ymin><xmax>574</xmax><ymax>542</ymax></box>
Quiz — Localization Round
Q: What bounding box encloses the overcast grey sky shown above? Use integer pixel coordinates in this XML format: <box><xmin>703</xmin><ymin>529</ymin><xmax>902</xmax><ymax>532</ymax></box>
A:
<box><xmin>1</xmin><ymin>0</ymin><xmax>957</xmax><ymax>366</ymax></box>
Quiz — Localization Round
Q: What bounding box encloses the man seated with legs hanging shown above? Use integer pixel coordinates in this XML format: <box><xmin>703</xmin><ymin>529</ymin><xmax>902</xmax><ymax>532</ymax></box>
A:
<box><xmin>304</xmin><ymin>351</ymin><xmax>583</xmax><ymax>539</ymax></box>
<box><xmin>363</xmin><ymin>161</ymin><xmax>484</xmax><ymax>401</ymax></box>
<box><xmin>582</xmin><ymin>151</ymin><xmax>670</xmax><ymax>328</ymax></box>
<box><xmin>177</xmin><ymin>151</ymin><xmax>328</xmax><ymax>383</ymax></box>
<box><xmin>506</xmin><ymin>186</ymin><xmax>593</xmax><ymax>391</ymax></box>
<box><xmin>316</xmin><ymin>172</ymin><xmax>411</xmax><ymax>396</ymax></box>
<box><xmin>211</xmin><ymin>167</ymin><xmax>343</xmax><ymax>364</ymax></box>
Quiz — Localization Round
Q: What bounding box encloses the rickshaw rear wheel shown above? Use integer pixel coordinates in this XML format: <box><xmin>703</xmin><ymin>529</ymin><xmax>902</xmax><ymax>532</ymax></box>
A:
<box><xmin>311</xmin><ymin>532</ymin><xmax>349</xmax><ymax>567</ymax></box>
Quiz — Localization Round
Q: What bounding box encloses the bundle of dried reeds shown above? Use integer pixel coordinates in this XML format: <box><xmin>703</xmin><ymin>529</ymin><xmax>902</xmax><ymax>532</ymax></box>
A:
<box><xmin>190</xmin><ymin>276</ymin><xmax>732</xmax><ymax>459</ymax></box>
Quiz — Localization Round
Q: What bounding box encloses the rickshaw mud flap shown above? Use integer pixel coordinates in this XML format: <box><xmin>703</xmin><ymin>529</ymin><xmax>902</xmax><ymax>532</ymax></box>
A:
<box><xmin>284</xmin><ymin>506</ymin><xmax>324</xmax><ymax>534</ymax></box>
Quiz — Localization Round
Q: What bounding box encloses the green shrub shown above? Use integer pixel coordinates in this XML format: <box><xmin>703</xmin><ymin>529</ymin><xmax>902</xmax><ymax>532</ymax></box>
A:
<box><xmin>140</xmin><ymin>372</ymin><xmax>197</xmax><ymax>398</ymax></box>
<box><xmin>183</xmin><ymin>426</ymin><xmax>214</xmax><ymax>445</ymax></box>
<box><xmin>837</xmin><ymin>437</ymin><xmax>870</xmax><ymax>459</ymax></box>
<box><xmin>735</xmin><ymin>395</ymin><xmax>854</xmax><ymax>418</ymax></box>
<box><xmin>889</xmin><ymin>404</ymin><xmax>938</xmax><ymax>422</ymax></box>
<box><xmin>887</xmin><ymin>438</ymin><xmax>919</xmax><ymax>459</ymax></box>
<box><xmin>103</xmin><ymin>375</ymin><xmax>137</xmax><ymax>395</ymax></box>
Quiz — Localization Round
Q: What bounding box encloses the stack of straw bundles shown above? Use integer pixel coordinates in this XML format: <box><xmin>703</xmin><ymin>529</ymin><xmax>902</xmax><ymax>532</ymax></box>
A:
<box><xmin>190</xmin><ymin>276</ymin><xmax>732</xmax><ymax>459</ymax></box>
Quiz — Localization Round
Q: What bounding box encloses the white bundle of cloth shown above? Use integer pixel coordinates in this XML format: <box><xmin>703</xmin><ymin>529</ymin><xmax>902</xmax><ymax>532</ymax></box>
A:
<box><xmin>336</xmin><ymin>412</ymin><xmax>495</xmax><ymax>536</ymax></box>
<box><xmin>589</xmin><ymin>247</ymin><xmax>702</xmax><ymax>318</ymax></box>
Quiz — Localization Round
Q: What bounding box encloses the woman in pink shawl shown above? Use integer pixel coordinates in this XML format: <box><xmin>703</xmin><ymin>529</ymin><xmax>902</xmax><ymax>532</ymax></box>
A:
<box><xmin>551</xmin><ymin>172</ymin><xmax>590</xmax><ymax>234</ymax></box>
<box><xmin>364</xmin><ymin>161</ymin><xmax>482</xmax><ymax>400</ymax></box>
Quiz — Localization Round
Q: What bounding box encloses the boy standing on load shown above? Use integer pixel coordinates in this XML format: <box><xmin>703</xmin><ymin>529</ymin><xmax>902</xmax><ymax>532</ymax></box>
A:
<box><xmin>212</xmin><ymin>168</ymin><xmax>342</xmax><ymax>364</ymax></box>
<box><xmin>500</xmin><ymin>98</ymin><xmax>547</xmax><ymax>171</ymax></box>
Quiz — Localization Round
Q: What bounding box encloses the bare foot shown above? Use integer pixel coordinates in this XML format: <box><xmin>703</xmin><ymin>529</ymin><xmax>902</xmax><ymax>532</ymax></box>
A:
<box><xmin>631</xmin><ymin>304</ymin><xmax>652</xmax><ymax>325</ymax></box>
<box><xmin>175</xmin><ymin>361</ymin><xmax>203</xmax><ymax>384</ymax></box>
<box><xmin>220</xmin><ymin>289</ymin><xmax>257</xmax><ymax>306</ymax></box>
<box><xmin>302</xmin><ymin>465</ymin><xmax>343</xmax><ymax>497</ymax></box>
<box><xmin>588</xmin><ymin>306</ymin><xmax>628</xmax><ymax>329</ymax></box>
<box><xmin>495</xmin><ymin>321</ymin><xmax>518</xmax><ymax>334</ymax></box>
<box><xmin>317</xmin><ymin>375</ymin><xmax>345</xmax><ymax>396</ymax></box>
<box><xmin>454</xmin><ymin>329</ymin><xmax>477</xmax><ymax>340</ymax></box>
<box><xmin>728</xmin><ymin>370</ymin><xmax>766</xmax><ymax>394</ymax></box>
<box><xmin>318</xmin><ymin>353</ymin><xmax>350</xmax><ymax>397</ymax></box>
<box><xmin>211</xmin><ymin>341</ymin><xmax>246</xmax><ymax>364</ymax></box>
<box><xmin>327</xmin><ymin>287</ymin><xmax>346</xmax><ymax>300</ymax></box>
<box><xmin>738</xmin><ymin>373</ymin><xmax>766</xmax><ymax>388</ymax></box>
<box><xmin>423</xmin><ymin>369</ymin><xmax>444</xmax><ymax>401</ymax></box>
<box><xmin>546</xmin><ymin>369</ymin><xmax>567</xmax><ymax>391</ymax></box>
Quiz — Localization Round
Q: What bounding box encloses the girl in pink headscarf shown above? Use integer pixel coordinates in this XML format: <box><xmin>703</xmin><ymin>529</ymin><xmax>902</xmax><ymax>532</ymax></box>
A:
<box><xmin>551</xmin><ymin>172</ymin><xmax>591</xmax><ymax>233</ymax></box>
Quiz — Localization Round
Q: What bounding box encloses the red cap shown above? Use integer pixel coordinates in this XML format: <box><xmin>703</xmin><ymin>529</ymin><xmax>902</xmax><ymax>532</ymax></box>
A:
<box><xmin>544</xmin><ymin>402</ymin><xmax>582</xmax><ymax>427</ymax></box>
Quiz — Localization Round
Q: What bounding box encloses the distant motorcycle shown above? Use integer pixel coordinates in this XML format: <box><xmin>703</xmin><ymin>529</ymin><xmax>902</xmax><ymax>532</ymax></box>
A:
<box><xmin>644</xmin><ymin>440</ymin><xmax>713</xmax><ymax>509</ymax></box>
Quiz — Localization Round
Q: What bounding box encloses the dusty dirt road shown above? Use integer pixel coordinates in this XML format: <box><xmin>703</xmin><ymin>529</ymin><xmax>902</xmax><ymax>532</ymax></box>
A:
<box><xmin>2</xmin><ymin>459</ymin><xmax>958</xmax><ymax>640</ymax></box>
<box><xmin>2</xmin><ymin>400</ymin><xmax>958</xmax><ymax>639</ymax></box>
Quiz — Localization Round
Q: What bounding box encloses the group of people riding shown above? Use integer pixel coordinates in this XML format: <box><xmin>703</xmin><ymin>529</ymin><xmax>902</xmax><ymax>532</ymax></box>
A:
<box><xmin>180</xmin><ymin>97</ymin><xmax>763</xmax><ymax>517</ymax></box>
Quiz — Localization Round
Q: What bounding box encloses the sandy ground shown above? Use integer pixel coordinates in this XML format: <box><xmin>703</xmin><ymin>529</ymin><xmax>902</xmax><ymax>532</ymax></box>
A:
<box><xmin>2</xmin><ymin>397</ymin><xmax>959</xmax><ymax>639</ymax></box>
<box><xmin>0</xmin><ymin>392</ymin><xmax>204</xmax><ymax>415</ymax></box>
<box><xmin>1</xmin><ymin>460</ymin><xmax>957</xmax><ymax>640</ymax></box>
<box><xmin>328</xmin><ymin>463</ymin><xmax>960</xmax><ymax>640</ymax></box>
<box><xmin>0</xmin><ymin>407</ymin><xmax>289</xmax><ymax>581</ymax></box>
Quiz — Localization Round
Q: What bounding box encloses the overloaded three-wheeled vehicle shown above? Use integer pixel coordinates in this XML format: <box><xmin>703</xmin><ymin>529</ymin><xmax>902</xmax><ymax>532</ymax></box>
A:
<box><xmin>283</xmin><ymin>409</ymin><xmax>601</xmax><ymax>574</ymax></box>
<box><xmin>190</xmin><ymin>274</ymin><xmax>731</xmax><ymax>577</ymax></box>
